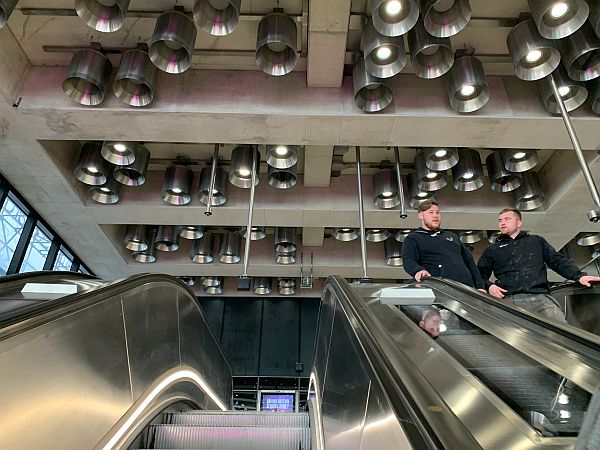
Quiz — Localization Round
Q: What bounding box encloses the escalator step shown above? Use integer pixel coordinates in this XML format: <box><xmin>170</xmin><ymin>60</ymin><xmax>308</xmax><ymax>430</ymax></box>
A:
<box><xmin>163</xmin><ymin>412</ymin><xmax>309</xmax><ymax>428</ymax></box>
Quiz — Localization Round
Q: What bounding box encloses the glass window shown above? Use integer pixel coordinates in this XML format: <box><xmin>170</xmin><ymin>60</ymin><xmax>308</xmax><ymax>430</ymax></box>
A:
<box><xmin>19</xmin><ymin>226</ymin><xmax>52</xmax><ymax>273</ymax></box>
<box><xmin>53</xmin><ymin>249</ymin><xmax>73</xmax><ymax>271</ymax></box>
<box><xmin>0</xmin><ymin>197</ymin><xmax>28</xmax><ymax>275</ymax></box>
<box><xmin>78</xmin><ymin>265</ymin><xmax>90</xmax><ymax>275</ymax></box>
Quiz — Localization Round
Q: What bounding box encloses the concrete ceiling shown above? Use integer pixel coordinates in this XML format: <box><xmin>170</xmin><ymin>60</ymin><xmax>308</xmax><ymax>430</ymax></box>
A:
<box><xmin>0</xmin><ymin>0</ymin><xmax>599</xmax><ymax>295</ymax></box>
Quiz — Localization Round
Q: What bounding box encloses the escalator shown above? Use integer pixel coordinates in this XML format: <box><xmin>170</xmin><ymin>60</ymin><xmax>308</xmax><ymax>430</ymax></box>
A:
<box><xmin>551</xmin><ymin>281</ymin><xmax>600</xmax><ymax>335</ymax></box>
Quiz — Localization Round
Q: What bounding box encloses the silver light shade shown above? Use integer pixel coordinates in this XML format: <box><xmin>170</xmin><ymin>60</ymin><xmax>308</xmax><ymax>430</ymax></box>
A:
<box><xmin>334</xmin><ymin>228</ymin><xmax>359</xmax><ymax>241</ymax></box>
<box><xmin>486</xmin><ymin>152</ymin><xmax>523</xmax><ymax>193</ymax></box>
<box><xmin>75</xmin><ymin>0</ymin><xmax>130</xmax><ymax>32</ymax></box>
<box><xmin>149</xmin><ymin>10</ymin><xmax>197</xmax><ymax>74</ymax></box>
<box><xmin>501</xmin><ymin>149</ymin><xmax>539</xmax><ymax>172</ymax></box>
<box><xmin>407</xmin><ymin>172</ymin><xmax>435</xmax><ymax>207</ymax></box>
<box><xmin>0</xmin><ymin>0</ymin><xmax>17</xmax><ymax>29</ymax></box>
<box><xmin>447</xmin><ymin>55</ymin><xmax>490</xmax><ymax>113</ymax></box>
<box><xmin>365</xmin><ymin>228</ymin><xmax>391</xmax><ymax>242</ymax></box>
<box><xmin>101</xmin><ymin>141</ymin><xmax>136</xmax><ymax>165</ymax></box>
<box><xmin>193</xmin><ymin>0</ymin><xmax>241</xmax><ymax>36</ymax></box>
<box><xmin>74</xmin><ymin>142</ymin><xmax>111</xmax><ymax>186</ymax></box>
<box><xmin>202</xmin><ymin>276</ymin><xmax>221</xmax><ymax>287</ymax></box>
<box><xmin>373</xmin><ymin>169</ymin><xmax>400</xmax><ymax>209</ymax></box>
<box><xmin>243</xmin><ymin>226</ymin><xmax>267</xmax><ymax>240</ymax></box>
<box><xmin>62</xmin><ymin>49</ymin><xmax>113</xmax><ymax>106</ymax></box>
<box><xmin>395</xmin><ymin>229</ymin><xmax>412</xmax><ymax>242</ymax></box>
<box><xmin>590</xmin><ymin>77</ymin><xmax>600</xmax><ymax>114</ymax></box>
<box><xmin>90</xmin><ymin>175</ymin><xmax>122</xmax><ymax>204</ymax></box>
<box><xmin>539</xmin><ymin>66</ymin><xmax>588</xmax><ymax>113</ymax></box>
<box><xmin>256</xmin><ymin>13</ymin><xmax>298</xmax><ymax>76</ymax></box>
<box><xmin>278</xmin><ymin>278</ymin><xmax>296</xmax><ymax>295</ymax></box>
<box><xmin>199</xmin><ymin>167</ymin><xmax>228</xmax><ymax>206</ymax></box>
<box><xmin>423</xmin><ymin>147</ymin><xmax>459</xmax><ymax>171</ymax></box>
<box><xmin>177</xmin><ymin>225</ymin><xmax>204</xmax><ymax>240</ymax></box>
<box><xmin>155</xmin><ymin>225</ymin><xmax>179</xmax><ymax>252</ymax></box>
<box><xmin>415</xmin><ymin>149</ymin><xmax>448</xmax><ymax>191</ymax></box>
<box><xmin>178</xmin><ymin>276</ymin><xmax>196</xmax><ymax>286</ymax></box>
<box><xmin>514</xmin><ymin>171</ymin><xmax>545</xmax><ymax>210</ymax></box>
<box><xmin>488</xmin><ymin>231</ymin><xmax>500</xmax><ymax>244</ymax></box>
<box><xmin>124</xmin><ymin>224</ymin><xmax>148</xmax><ymax>251</ymax></box>
<box><xmin>556</xmin><ymin>21</ymin><xmax>600</xmax><ymax>81</ymax></box>
<box><xmin>204</xmin><ymin>280</ymin><xmax>224</xmax><ymax>295</ymax></box>
<box><xmin>253</xmin><ymin>277</ymin><xmax>272</xmax><ymax>295</ymax></box>
<box><xmin>590</xmin><ymin>2</ymin><xmax>600</xmax><ymax>38</ymax></box>
<box><xmin>577</xmin><ymin>233</ymin><xmax>600</xmax><ymax>246</ymax></box>
<box><xmin>407</xmin><ymin>19</ymin><xmax>454</xmax><ymax>79</ymax></box>
<box><xmin>422</xmin><ymin>0</ymin><xmax>471</xmax><ymax>38</ymax></box>
<box><xmin>371</xmin><ymin>0</ymin><xmax>419</xmax><ymax>37</ymax></box>
<box><xmin>353</xmin><ymin>57</ymin><xmax>393</xmax><ymax>112</ymax></box>
<box><xmin>218</xmin><ymin>233</ymin><xmax>241</xmax><ymax>263</ymax></box>
<box><xmin>132</xmin><ymin>228</ymin><xmax>157</xmax><ymax>263</ymax></box>
<box><xmin>113</xmin><ymin>144</ymin><xmax>150</xmax><ymax>186</ymax></box>
<box><xmin>162</xmin><ymin>165</ymin><xmax>194</xmax><ymax>205</ymax></box>
<box><xmin>229</xmin><ymin>145</ymin><xmax>260</xmax><ymax>188</ymax></box>
<box><xmin>275</xmin><ymin>250</ymin><xmax>296</xmax><ymax>264</ymax></box>
<box><xmin>274</xmin><ymin>227</ymin><xmax>297</xmax><ymax>253</ymax></box>
<box><xmin>384</xmin><ymin>238</ymin><xmax>402</xmax><ymax>266</ymax></box>
<box><xmin>191</xmin><ymin>233</ymin><xmax>214</xmax><ymax>263</ymax></box>
<box><xmin>452</xmin><ymin>148</ymin><xmax>484</xmax><ymax>191</ymax></box>
<box><xmin>459</xmin><ymin>230</ymin><xmax>483</xmax><ymax>244</ymax></box>
<box><xmin>266</xmin><ymin>145</ymin><xmax>298</xmax><ymax>169</ymax></box>
<box><xmin>361</xmin><ymin>20</ymin><xmax>407</xmax><ymax>78</ymax></box>
<box><xmin>506</xmin><ymin>19</ymin><xmax>561</xmax><ymax>81</ymax></box>
<box><xmin>528</xmin><ymin>0</ymin><xmax>588</xmax><ymax>40</ymax></box>
<box><xmin>267</xmin><ymin>165</ymin><xmax>297</xmax><ymax>189</ymax></box>
<box><xmin>113</xmin><ymin>49</ymin><xmax>158</xmax><ymax>107</ymax></box>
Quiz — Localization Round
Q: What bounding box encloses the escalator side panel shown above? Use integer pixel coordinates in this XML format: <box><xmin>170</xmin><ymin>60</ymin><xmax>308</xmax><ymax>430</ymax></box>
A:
<box><xmin>311</xmin><ymin>288</ymin><xmax>335</xmax><ymax>403</ymax></box>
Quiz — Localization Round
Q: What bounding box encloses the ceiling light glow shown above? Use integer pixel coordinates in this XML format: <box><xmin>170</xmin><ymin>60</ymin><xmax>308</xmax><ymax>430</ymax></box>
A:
<box><xmin>434</xmin><ymin>149</ymin><xmax>448</xmax><ymax>158</ymax></box>
<box><xmin>463</xmin><ymin>172</ymin><xmax>474</xmax><ymax>179</ymax></box>
<box><xmin>558</xmin><ymin>85</ymin><xmax>571</xmax><ymax>96</ymax></box>
<box><xmin>385</xmin><ymin>0</ymin><xmax>402</xmax><ymax>16</ymax></box>
<box><xmin>426</xmin><ymin>172</ymin><xmax>437</xmax><ymax>179</ymax></box>
<box><xmin>113</xmin><ymin>143</ymin><xmax>127</xmax><ymax>152</ymax></box>
<box><xmin>513</xmin><ymin>152</ymin><xmax>527</xmax><ymax>160</ymax></box>
<box><xmin>526</xmin><ymin>49</ymin><xmax>543</xmax><ymax>63</ymax></box>
<box><xmin>238</xmin><ymin>168</ymin><xmax>251</xmax><ymax>177</ymax></box>
<box><xmin>550</xmin><ymin>2</ymin><xmax>569</xmax><ymax>18</ymax></box>
<box><xmin>275</xmin><ymin>145</ymin><xmax>289</xmax><ymax>156</ymax></box>
<box><xmin>375</xmin><ymin>46</ymin><xmax>393</xmax><ymax>61</ymax></box>
<box><xmin>460</xmin><ymin>85</ymin><xmax>476</xmax><ymax>97</ymax></box>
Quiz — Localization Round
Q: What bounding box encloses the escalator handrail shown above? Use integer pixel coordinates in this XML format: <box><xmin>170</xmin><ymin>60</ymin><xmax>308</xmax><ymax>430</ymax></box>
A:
<box><xmin>0</xmin><ymin>270</ymin><xmax>97</xmax><ymax>287</ymax></box>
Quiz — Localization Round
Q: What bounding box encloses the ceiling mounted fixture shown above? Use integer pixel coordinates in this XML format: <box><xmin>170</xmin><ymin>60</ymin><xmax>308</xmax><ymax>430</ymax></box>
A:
<box><xmin>488</xmin><ymin>231</ymin><xmax>500</xmax><ymax>244</ymax></box>
<box><xmin>577</xmin><ymin>233</ymin><xmax>600</xmax><ymax>246</ymax></box>
<box><xmin>124</xmin><ymin>224</ymin><xmax>148</xmax><ymax>251</ymax></box>
<box><xmin>274</xmin><ymin>227</ymin><xmax>297</xmax><ymax>253</ymax></box>
<box><xmin>353</xmin><ymin>57</ymin><xmax>393</xmax><ymax>112</ymax></box>
<box><xmin>202</xmin><ymin>276</ymin><xmax>221</xmax><ymax>287</ymax></box>
<box><xmin>193</xmin><ymin>0</ymin><xmax>241</xmax><ymax>36</ymax></box>
<box><xmin>178</xmin><ymin>276</ymin><xmax>195</xmax><ymax>286</ymax></box>
<box><xmin>539</xmin><ymin>66</ymin><xmax>588</xmax><ymax>113</ymax></box>
<box><xmin>101</xmin><ymin>141</ymin><xmax>137</xmax><ymax>166</ymax></box>
<box><xmin>373</xmin><ymin>169</ymin><xmax>400</xmax><ymax>209</ymax></box>
<box><xmin>113</xmin><ymin>144</ymin><xmax>150</xmax><ymax>186</ymax></box>
<box><xmin>501</xmin><ymin>149</ymin><xmax>539</xmax><ymax>172</ymax></box>
<box><xmin>590</xmin><ymin>77</ymin><xmax>600</xmax><ymax>114</ymax></box>
<box><xmin>113</xmin><ymin>49</ymin><xmax>158</xmax><ymax>107</ymax></box>
<box><xmin>191</xmin><ymin>233</ymin><xmax>214</xmax><ymax>263</ymax></box>
<box><xmin>514</xmin><ymin>171</ymin><xmax>545</xmax><ymax>210</ymax></box>
<box><xmin>253</xmin><ymin>277</ymin><xmax>272</xmax><ymax>295</ymax></box>
<box><xmin>275</xmin><ymin>250</ymin><xmax>296</xmax><ymax>264</ymax></box>
<box><xmin>459</xmin><ymin>230</ymin><xmax>483</xmax><ymax>244</ymax></box>
<box><xmin>243</xmin><ymin>226</ymin><xmax>267</xmax><ymax>241</ymax></box>
<box><xmin>452</xmin><ymin>148</ymin><xmax>484</xmax><ymax>191</ymax></box>
<box><xmin>447</xmin><ymin>55</ymin><xmax>490</xmax><ymax>113</ymax></box>
<box><xmin>407</xmin><ymin>19</ymin><xmax>454</xmax><ymax>79</ymax></box>
<box><xmin>230</xmin><ymin>145</ymin><xmax>260</xmax><ymax>188</ymax></box>
<box><xmin>395</xmin><ymin>229</ymin><xmax>412</xmax><ymax>242</ymax></box>
<box><xmin>75</xmin><ymin>0</ymin><xmax>130</xmax><ymax>32</ymax></box>
<box><xmin>62</xmin><ymin>49</ymin><xmax>113</xmax><ymax>106</ymax></box>
<box><xmin>415</xmin><ymin>149</ymin><xmax>448</xmax><ymax>191</ymax></box>
<box><xmin>486</xmin><ymin>152</ymin><xmax>523</xmax><ymax>193</ymax></box>
<box><xmin>0</xmin><ymin>0</ymin><xmax>17</xmax><ymax>29</ymax></box>
<box><xmin>422</xmin><ymin>0</ymin><xmax>471</xmax><ymax>38</ymax></box>
<box><xmin>177</xmin><ymin>225</ymin><xmax>204</xmax><ymax>240</ymax></box>
<box><xmin>365</xmin><ymin>228</ymin><xmax>391</xmax><ymax>242</ymax></box>
<box><xmin>334</xmin><ymin>228</ymin><xmax>359</xmax><ymax>241</ymax></box>
<box><xmin>506</xmin><ymin>19</ymin><xmax>561</xmax><ymax>81</ymax></box>
<box><xmin>218</xmin><ymin>232</ymin><xmax>241</xmax><ymax>263</ymax></box>
<box><xmin>267</xmin><ymin>165</ymin><xmax>297</xmax><ymax>189</ymax></box>
<box><xmin>361</xmin><ymin>20</ymin><xmax>407</xmax><ymax>78</ymax></box>
<box><xmin>556</xmin><ymin>21</ymin><xmax>600</xmax><ymax>81</ymax></box>
<box><xmin>528</xmin><ymin>0</ymin><xmax>588</xmax><ymax>39</ymax></box>
<box><xmin>590</xmin><ymin>3</ymin><xmax>600</xmax><ymax>37</ymax></box>
<box><xmin>162</xmin><ymin>165</ymin><xmax>193</xmax><ymax>205</ymax></box>
<box><xmin>199</xmin><ymin>167</ymin><xmax>228</xmax><ymax>206</ymax></box>
<box><xmin>132</xmin><ymin>228</ymin><xmax>157</xmax><ymax>263</ymax></box>
<box><xmin>384</xmin><ymin>238</ymin><xmax>402</xmax><ymax>266</ymax></box>
<box><xmin>278</xmin><ymin>278</ymin><xmax>296</xmax><ymax>295</ymax></box>
<box><xmin>149</xmin><ymin>10</ymin><xmax>197</xmax><ymax>74</ymax></box>
<box><xmin>371</xmin><ymin>0</ymin><xmax>419</xmax><ymax>37</ymax></box>
<box><xmin>256</xmin><ymin>12</ymin><xmax>298</xmax><ymax>76</ymax></box>
<box><xmin>74</xmin><ymin>142</ymin><xmax>111</xmax><ymax>186</ymax></box>
<box><xmin>423</xmin><ymin>147</ymin><xmax>459</xmax><ymax>171</ymax></box>
<box><xmin>407</xmin><ymin>172</ymin><xmax>435</xmax><ymax>207</ymax></box>
<box><xmin>266</xmin><ymin>145</ymin><xmax>299</xmax><ymax>169</ymax></box>
<box><xmin>155</xmin><ymin>225</ymin><xmax>180</xmax><ymax>252</ymax></box>
<box><xmin>89</xmin><ymin>176</ymin><xmax>122</xmax><ymax>204</ymax></box>
<box><xmin>204</xmin><ymin>277</ymin><xmax>224</xmax><ymax>294</ymax></box>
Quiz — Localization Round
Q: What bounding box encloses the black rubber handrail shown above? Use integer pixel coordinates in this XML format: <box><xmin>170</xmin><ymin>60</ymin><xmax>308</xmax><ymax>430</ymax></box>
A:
<box><xmin>0</xmin><ymin>270</ymin><xmax>96</xmax><ymax>286</ymax></box>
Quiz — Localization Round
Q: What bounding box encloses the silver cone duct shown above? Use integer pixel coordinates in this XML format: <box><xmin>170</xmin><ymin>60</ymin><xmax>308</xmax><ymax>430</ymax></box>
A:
<box><xmin>162</xmin><ymin>165</ymin><xmax>194</xmax><ymax>205</ymax></box>
<box><xmin>74</xmin><ymin>142</ymin><xmax>111</xmax><ymax>186</ymax></box>
<box><xmin>124</xmin><ymin>224</ymin><xmax>148</xmax><ymax>251</ymax></box>
<box><xmin>89</xmin><ymin>175</ymin><xmax>122</xmax><ymax>204</ymax></box>
<box><xmin>113</xmin><ymin>49</ymin><xmax>158</xmax><ymax>107</ymax></box>
<box><xmin>193</xmin><ymin>0</ymin><xmax>241</xmax><ymax>36</ymax></box>
<box><xmin>384</xmin><ymin>238</ymin><xmax>402</xmax><ymax>266</ymax></box>
<box><xmin>501</xmin><ymin>149</ymin><xmax>539</xmax><ymax>172</ymax></box>
<box><xmin>528</xmin><ymin>0</ymin><xmax>588</xmax><ymax>40</ymax></box>
<box><xmin>423</xmin><ymin>147</ymin><xmax>459</xmax><ymax>171</ymax></box>
<box><xmin>62</xmin><ymin>49</ymin><xmax>113</xmax><ymax>106</ymax></box>
<box><xmin>514</xmin><ymin>171</ymin><xmax>545</xmax><ymax>210</ymax></box>
<box><xmin>256</xmin><ymin>13</ymin><xmax>298</xmax><ymax>76</ymax></box>
<box><xmin>447</xmin><ymin>55</ymin><xmax>490</xmax><ymax>113</ymax></box>
<box><xmin>539</xmin><ymin>66</ymin><xmax>588</xmax><ymax>114</ymax></box>
<box><xmin>113</xmin><ymin>144</ymin><xmax>150</xmax><ymax>186</ymax></box>
<box><xmin>486</xmin><ymin>152</ymin><xmax>522</xmax><ymax>192</ymax></box>
<box><xmin>155</xmin><ymin>225</ymin><xmax>179</xmax><ymax>252</ymax></box>
<box><xmin>361</xmin><ymin>20</ymin><xmax>407</xmax><ymax>78</ymax></box>
<box><xmin>371</xmin><ymin>0</ymin><xmax>419</xmax><ymax>37</ymax></box>
<box><xmin>407</xmin><ymin>19</ymin><xmax>454</xmax><ymax>79</ymax></box>
<box><xmin>149</xmin><ymin>10</ymin><xmax>197</xmax><ymax>74</ymax></box>
<box><xmin>422</xmin><ymin>0</ymin><xmax>471</xmax><ymax>38</ymax></box>
<box><xmin>191</xmin><ymin>234</ymin><xmax>214</xmax><ymax>263</ymax></box>
<box><xmin>373</xmin><ymin>169</ymin><xmax>401</xmax><ymax>209</ymax></box>
<box><xmin>75</xmin><ymin>0</ymin><xmax>130</xmax><ymax>32</ymax></box>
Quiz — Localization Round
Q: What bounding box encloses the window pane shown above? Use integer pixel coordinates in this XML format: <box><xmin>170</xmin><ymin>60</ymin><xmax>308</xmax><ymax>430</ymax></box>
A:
<box><xmin>0</xmin><ymin>197</ymin><xmax>28</xmax><ymax>275</ymax></box>
<box><xmin>53</xmin><ymin>250</ymin><xmax>73</xmax><ymax>271</ymax></box>
<box><xmin>78</xmin><ymin>265</ymin><xmax>90</xmax><ymax>275</ymax></box>
<box><xmin>19</xmin><ymin>226</ymin><xmax>52</xmax><ymax>273</ymax></box>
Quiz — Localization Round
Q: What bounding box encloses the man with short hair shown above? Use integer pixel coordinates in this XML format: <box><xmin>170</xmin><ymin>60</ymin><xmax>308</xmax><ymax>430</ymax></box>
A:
<box><xmin>477</xmin><ymin>207</ymin><xmax>600</xmax><ymax>321</ymax></box>
<box><xmin>402</xmin><ymin>200</ymin><xmax>485</xmax><ymax>289</ymax></box>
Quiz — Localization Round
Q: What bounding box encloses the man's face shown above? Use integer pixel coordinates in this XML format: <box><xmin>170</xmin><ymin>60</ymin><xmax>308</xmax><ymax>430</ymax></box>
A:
<box><xmin>418</xmin><ymin>205</ymin><xmax>441</xmax><ymax>231</ymax></box>
<box><xmin>419</xmin><ymin>315</ymin><xmax>441</xmax><ymax>337</ymax></box>
<box><xmin>498</xmin><ymin>211</ymin><xmax>522</xmax><ymax>236</ymax></box>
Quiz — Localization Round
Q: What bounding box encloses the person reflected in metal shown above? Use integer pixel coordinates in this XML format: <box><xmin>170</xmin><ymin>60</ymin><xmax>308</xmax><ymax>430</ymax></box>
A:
<box><xmin>419</xmin><ymin>306</ymin><xmax>442</xmax><ymax>338</ymax></box>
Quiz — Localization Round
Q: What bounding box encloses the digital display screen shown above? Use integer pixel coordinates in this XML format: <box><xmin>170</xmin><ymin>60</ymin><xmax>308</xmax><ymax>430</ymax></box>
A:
<box><xmin>261</xmin><ymin>393</ymin><xmax>295</xmax><ymax>412</ymax></box>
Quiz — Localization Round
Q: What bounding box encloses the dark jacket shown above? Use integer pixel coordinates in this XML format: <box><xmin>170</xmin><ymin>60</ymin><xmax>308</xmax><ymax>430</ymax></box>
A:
<box><xmin>402</xmin><ymin>228</ymin><xmax>485</xmax><ymax>289</ymax></box>
<box><xmin>477</xmin><ymin>231</ymin><xmax>585</xmax><ymax>295</ymax></box>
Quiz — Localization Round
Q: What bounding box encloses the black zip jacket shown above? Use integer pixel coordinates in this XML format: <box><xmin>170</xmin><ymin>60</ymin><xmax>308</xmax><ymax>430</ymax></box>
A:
<box><xmin>402</xmin><ymin>228</ymin><xmax>485</xmax><ymax>289</ymax></box>
<box><xmin>477</xmin><ymin>231</ymin><xmax>585</xmax><ymax>295</ymax></box>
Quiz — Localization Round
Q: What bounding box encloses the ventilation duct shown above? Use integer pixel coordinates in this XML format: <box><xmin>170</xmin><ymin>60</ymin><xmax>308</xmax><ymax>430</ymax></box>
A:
<box><xmin>353</xmin><ymin>57</ymin><xmax>393</xmax><ymax>112</ymax></box>
<box><xmin>266</xmin><ymin>145</ymin><xmax>299</xmax><ymax>169</ymax></box>
<box><xmin>384</xmin><ymin>238</ymin><xmax>402</xmax><ymax>266</ymax></box>
<box><xmin>75</xmin><ymin>0</ymin><xmax>129</xmax><ymax>32</ymax></box>
<box><xmin>422</xmin><ymin>0</ymin><xmax>471</xmax><ymax>38</ymax></box>
<box><xmin>267</xmin><ymin>164</ymin><xmax>297</xmax><ymax>189</ymax></box>
<box><xmin>415</xmin><ymin>149</ymin><xmax>448</xmax><ymax>191</ymax></box>
<box><xmin>74</xmin><ymin>142</ymin><xmax>111</xmax><ymax>186</ymax></box>
<box><xmin>365</xmin><ymin>229</ymin><xmax>391</xmax><ymax>242</ymax></box>
<box><xmin>395</xmin><ymin>229</ymin><xmax>412</xmax><ymax>242</ymax></box>
<box><xmin>407</xmin><ymin>19</ymin><xmax>454</xmax><ymax>79</ymax></box>
<box><xmin>361</xmin><ymin>20</ymin><xmax>407</xmax><ymax>78</ymax></box>
<box><xmin>447</xmin><ymin>55</ymin><xmax>490</xmax><ymax>113</ymax></box>
<box><xmin>501</xmin><ymin>149</ymin><xmax>539</xmax><ymax>172</ymax></box>
<box><xmin>459</xmin><ymin>230</ymin><xmax>483</xmax><ymax>244</ymax></box>
<box><xmin>124</xmin><ymin>225</ymin><xmax>148</xmax><ymax>251</ymax></box>
<box><xmin>577</xmin><ymin>233</ymin><xmax>600</xmax><ymax>246</ymax></box>
<box><xmin>243</xmin><ymin>226</ymin><xmax>267</xmax><ymax>241</ymax></box>
<box><xmin>278</xmin><ymin>278</ymin><xmax>296</xmax><ymax>295</ymax></box>
<box><xmin>539</xmin><ymin>66</ymin><xmax>588</xmax><ymax>114</ymax></box>
<box><xmin>275</xmin><ymin>250</ymin><xmax>296</xmax><ymax>264</ymax></box>
<box><xmin>155</xmin><ymin>225</ymin><xmax>180</xmax><ymax>252</ymax></box>
<box><xmin>0</xmin><ymin>0</ymin><xmax>17</xmax><ymax>28</ymax></box>
<box><xmin>113</xmin><ymin>49</ymin><xmax>158</xmax><ymax>107</ymax></box>
<box><xmin>274</xmin><ymin>227</ymin><xmax>297</xmax><ymax>253</ymax></box>
<box><xmin>528</xmin><ymin>0</ymin><xmax>588</xmax><ymax>39</ymax></box>
<box><xmin>132</xmin><ymin>228</ymin><xmax>157</xmax><ymax>263</ymax></box>
<box><xmin>514</xmin><ymin>171</ymin><xmax>545</xmax><ymax>210</ymax></box>
<box><xmin>218</xmin><ymin>232</ymin><xmax>241</xmax><ymax>263</ymax></box>
<box><xmin>334</xmin><ymin>228</ymin><xmax>359</xmax><ymax>241</ymax></box>
<box><xmin>191</xmin><ymin>234</ymin><xmax>214</xmax><ymax>263</ymax></box>
<box><xmin>371</xmin><ymin>0</ymin><xmax>419</xmax><ymax>37</ymax></box>
<box><xmin>451</xmin><ymin>148</ymin><xmax>484</xmax><ymax>191</ymax></box>
<box><xmin>162</xmin><ymin>165</ymin><xmax>194</xmax><ymax>205</ymax></box>
<box><xmin>62</xmin><ymin>49</ymin><xmax>113</xmax><ymax>106</ymax></box>
<box><xmin>113</xmin><ymin>144</ymin><xmax>150</xmax><ymax>186</ymax></box>
<box><xmin>486</xmin><ymin>152</ymin><xmax>523</xmax><ymax>192</ymax></box>
<box><xmin>177</xmin><ymin>225</ymin><xmax>204</xmax><ymax>240</ymax></box>
<box><xmin>407</xmin><ymin>172</ymin><xmax>435</xmax><ymax>207</ymax></box>
<box><xmin>193</xmin><ymin>0</ymin><xmax>241</xmax><ymax>36</ymax></box>
<box><xmin>253</xmin><ymin>277</ymin><xmax>272</xmax><ymax>295</ymax></box>
<box><xmin>230</xmin><ymin>145</ymin><xmax>260</xmax><ymax>188</ymax></box>
<box><xmin>149</xmin><ymin>10</ymin><xmax>197</xmax><ymax>74</ymax></box>
<box><xmin>199</xmin><ymin>167</ymin><xmax>228</xmax><ymax>206</ymax></box>
<box><xmin>89</xmin><ymin>176</ymin><xmax>122</xmax><ymax>204</ymax></box>
<box><xmin>256</xmin><ymin>12</ymin><xmax>298</xmax><ymax>76</ymax></box>
<box><xmin>423</xmin><ymin>147</ymin><xmax>459</xmax><ymax>171</ymax></box>
<box><xmin>373</xmin><ymin>169</ymin><xmax>401</xmax><ymax>209</ymax></box>
<box><xmin>101</xmin><ymin>141</ymin><xmax>137</xmax><ymax>166</ymax></box>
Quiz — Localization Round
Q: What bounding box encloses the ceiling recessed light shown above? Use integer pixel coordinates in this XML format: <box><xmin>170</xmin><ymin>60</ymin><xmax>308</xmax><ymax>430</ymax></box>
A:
<box><xmin>550</xmin><ymin>2</ymin><xmax>569</xmax><ymax>18</ymax></box>
<box><xmin>385</xmin><ymin>0</ymin><xmax>402</xmax><ymax>16</ymax></box>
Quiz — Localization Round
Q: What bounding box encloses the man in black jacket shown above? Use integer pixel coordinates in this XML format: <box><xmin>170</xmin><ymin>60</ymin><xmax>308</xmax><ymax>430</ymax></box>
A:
<box><xmin>402</xmin><ymin>200</ymin><xmax>485</xmax><ymax>289</ymax></box>
<box><xmin>478</xmin><ymin>208</ymin><xmax>600</xmax><ymax>320</ymax></box>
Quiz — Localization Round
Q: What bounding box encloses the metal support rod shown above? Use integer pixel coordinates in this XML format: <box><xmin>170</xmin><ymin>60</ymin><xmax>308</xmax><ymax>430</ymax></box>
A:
<box><xmin>548</xmin><ymin>74</ymin><xmax>600</xmax><ymax>213</ymax></box>
<box><xmin>242</xmin><ymin>145</ymin><xmax>259</xmax><ymax>277</ymax></box>
<box><xmin>393</xmin><ymin>146</ymin><xmax>408</xmax><ymax>219</ymax></box>
<box><xmin>204</xmin><ymin>143</ymin><xmax>220</xmax><ymax>217</ymax></box>
<box><xmin>580</xmin><ymin>252</ymin><xmax>600</xmax><ymax>271</ymax></box>
<box><xmin>356</xmin><ymin>146</ymin><xmax>368</xmax><ymax>280</ymax></box>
